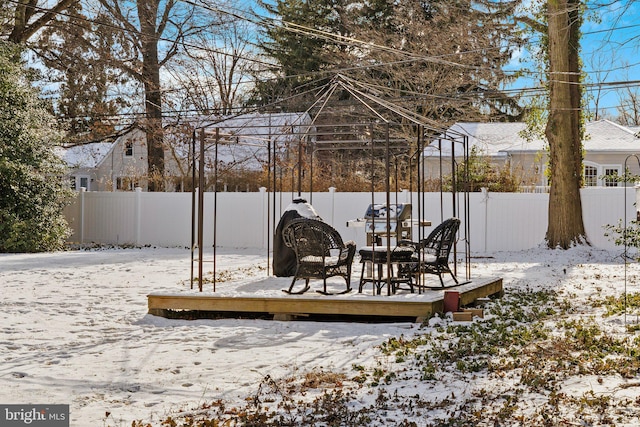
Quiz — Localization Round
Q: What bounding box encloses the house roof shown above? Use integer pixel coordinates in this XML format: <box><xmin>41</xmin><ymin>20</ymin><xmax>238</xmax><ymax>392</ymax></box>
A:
<box><xmin>198</xmin><ymin>112</ymin><xmax>312</xmax><ymax>137</ymax></box>
<box><xmin>511</xmin><ymin>120</ymin><xmax>640</xmax><ymax>153</ymax></box>
<box><xmin>424</xmin><ymin>122</ymin><xmax>534</xmax><ymax>158</ymax></box>
<box><xmin>57</xmin><ymin>114</ymin><xmax>313</xmax><ymax>173</ymax></box>
<box><xmin>54</xmin><ymin>142</ymin><xmax>115</xmax><ymax>169</ymax></box>
<box><xmin>185</xmin><ymin>112</ymin><xmax>313</xmax><ymax>171</ymax></box>
<box><xmin>424</xmin><ymin>120</ymin><xmax>640</xmax><ymax>158</ymax></box>
<box><xmin>56</xmin><ymin>125</ymin><xmax>145</xmax><ymax>170</ymax></box>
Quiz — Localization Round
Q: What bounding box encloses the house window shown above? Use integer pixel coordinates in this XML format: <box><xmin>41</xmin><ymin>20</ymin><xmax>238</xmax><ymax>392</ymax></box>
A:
<box><xmin>116</xmin><ymin>176</ymin><xmax>137</xmax><ymax>191</ymax></box>
<box><xmin>125</xmin><ymin>141</ymin><xmax>133</xmax><ymax>157</ymax></box>
<box><xmin>583</xmin><ymin>162</ymin><xmax>621</xmax><ymax>187</ymax></box>
<box><xmin>603</xmin><ymin>167</ymin><xmax>620</xmax><ymax>187</ymax></box>
<box><xmin>584</xmin><ymin>165</ymin><xmax>598</xmax><ymax>187</ymax></box>
<box><xmin>69</xmin><ymin>175</ymin><xmax>90</xmax><ymax>191</ymax></box>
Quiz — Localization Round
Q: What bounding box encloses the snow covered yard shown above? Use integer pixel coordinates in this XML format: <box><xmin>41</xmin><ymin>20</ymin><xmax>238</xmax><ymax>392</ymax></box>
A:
<box><xmin>1</xmin><ymin>246</ymin><xmax>640</xmax><ymax>426</ymax></box>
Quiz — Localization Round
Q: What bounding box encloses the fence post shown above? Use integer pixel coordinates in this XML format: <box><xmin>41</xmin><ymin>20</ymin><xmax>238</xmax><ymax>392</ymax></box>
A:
<box><xmin>481</xmin><ymin>187</ymin><xmax>489</xmax><ymax>253</ymax></box>
<box><xmin>135</xmin><ymin>187</ymin><xmax>142</xmax><ymax>246</ymax></box>
<box><xmin>79</xmin><ymin>187</ymin><xmax>86</xmax><ymax>244</ymax></box>
<box><xmin>329</xmin><ymin>186</ymin><xmax>336</xmax><ymax>226</ymax></box>
<box><xmin>260</xmin><ymin>187</ymin><xmax>267</xmax><ymax>249</ymax></box>
<box><xmin>635</xmin><ymin>184</ymin><xmax>640</xmax><ymax>222</ymax></box>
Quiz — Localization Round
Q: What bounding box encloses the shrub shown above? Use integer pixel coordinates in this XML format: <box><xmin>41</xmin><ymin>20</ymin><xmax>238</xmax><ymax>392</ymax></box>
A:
<box><xmin>0</xmin><ymin>42</ymin><xmax>71</xmax><ymax>252</ymax></box>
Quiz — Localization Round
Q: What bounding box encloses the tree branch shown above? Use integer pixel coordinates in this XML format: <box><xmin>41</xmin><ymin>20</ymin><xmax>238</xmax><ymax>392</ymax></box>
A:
<box><xmin>10</xmin><ymin>0</ymin><xmax>78</xmax><ymax>43</ymax></box>
<box><xmin>515</xmin><ymin>15</ymin><xmax>547</xmax><ymax>34</ymax></box>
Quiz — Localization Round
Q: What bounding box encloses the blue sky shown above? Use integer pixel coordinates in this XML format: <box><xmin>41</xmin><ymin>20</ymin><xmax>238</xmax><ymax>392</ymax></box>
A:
<box><xmin>506</xmin><ymin>1</ymin><xmax>640</xmax><ymax>121</ymax></box>
<box><xmin>581</xmin><ymin>1</ymin><xmax>640</xmax><ymax>117</ymax></box>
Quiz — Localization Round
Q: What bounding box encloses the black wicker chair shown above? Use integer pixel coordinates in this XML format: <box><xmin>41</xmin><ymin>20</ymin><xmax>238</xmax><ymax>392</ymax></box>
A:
<box><xmin>282</xmin><ymin>218</ymin><xmax>356</xmax><ymax>294</ymax></box>
<box><xmin>397</xmin><ymin>217</ymin><xmax>462</xmax><ymax>289</ymax></box>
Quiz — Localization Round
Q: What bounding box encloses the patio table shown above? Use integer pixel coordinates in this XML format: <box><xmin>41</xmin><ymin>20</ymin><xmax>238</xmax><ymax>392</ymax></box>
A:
<box><xmin>358</xmin><ymin>245</ymin><xmax>416</xmax><ymax>295</ymax></box>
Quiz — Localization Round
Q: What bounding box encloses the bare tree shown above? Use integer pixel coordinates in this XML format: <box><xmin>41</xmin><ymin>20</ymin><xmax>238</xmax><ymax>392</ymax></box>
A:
<box><xmin>165</xmin><ymin>19</ymin><xmax>256</xmax><ymax>115</ymax></box>
<box><xmin>517</xmin><ymin>0</ymin><xmax>587</xmax><ymax>248</ymax></box>
<box><xmin>616</xmin><ymin>70</ymin><xmax>640</xmax><ymax>126</ymax></box>
<box><xmin>95</xmin><ymin>0</ymin><xmax>211</xmax><ymax>191</ymax></box>
<box><xmin>584</xmin><ymin>48</ymin><xmax>617</xmax><ymax>121</ymax></box>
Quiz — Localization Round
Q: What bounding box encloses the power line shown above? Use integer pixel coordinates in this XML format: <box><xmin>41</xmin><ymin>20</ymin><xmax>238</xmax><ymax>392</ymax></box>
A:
<box><xmin>8</xmin><ymin>0</ymin><xmax>640</xmax><ymax>123</ymax></box>
<box><xmin>13</xmin><ymin>0</ymin><xmax>640</xmax><ymax>89</ymax></box>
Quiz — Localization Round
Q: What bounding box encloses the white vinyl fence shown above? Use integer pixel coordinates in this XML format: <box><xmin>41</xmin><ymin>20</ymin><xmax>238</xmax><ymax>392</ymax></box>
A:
<box><xmin>63</xmin><ymin>187</ymin><xmax>640</xmax><ymax>254</ymax></box>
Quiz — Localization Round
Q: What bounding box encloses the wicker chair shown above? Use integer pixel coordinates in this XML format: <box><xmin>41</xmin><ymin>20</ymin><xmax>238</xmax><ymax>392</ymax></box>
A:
<box><xmin>282</xmin><ymin>218</ymin><xmax>356</xmax><ymax>294</ymax></box>
<box><xmin>397</xmin><ymin>217</ymin><xmax>462</xmax><ymax>289</ymax></box>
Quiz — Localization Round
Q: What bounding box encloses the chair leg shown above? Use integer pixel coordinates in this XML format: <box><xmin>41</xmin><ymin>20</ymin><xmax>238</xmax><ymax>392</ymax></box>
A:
<box><xmin>448</xmin><ymin>269</ymin><xmax>459</xmax><ymax>285</ymax></box>
<box><xmin>287</xmin><ymin>277</ymin><xmax>297</xmax><ymax>292</ymax></box>
<box><xmin>439</xmin><ymin>264</ymin><xmax>459</xmax><ymax>287</ymax></box>
<box><xmin>389</xmin><ymin>264</ymin><xmax>396</xmax><ymax>294</ymax></box>
<box><xmin>404</xmin><ymin>269</ymin><xmax>415</xmax><ymax>294</ymax></box>
<box><xmin>375</xmin><ymin>263</ymin><xmax>383</xmax><ymax>295</ymax></box>
<box><xmin>283</xmin><ymin>276</ymin><xmax>311</xmax><ymax>294</ymax></box>
<box><xmin>343</xmin><ymin>266</ymin><xmax>352</xmax><ymax>293</ymax></box>
<box><xmin>358</xmin><ymin>262</ymin><xmax>367</xmax><ymax>293</ymax></box>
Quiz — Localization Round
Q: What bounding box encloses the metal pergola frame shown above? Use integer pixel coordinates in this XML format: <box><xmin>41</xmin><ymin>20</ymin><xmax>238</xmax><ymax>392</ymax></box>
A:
<box><xmin>189</xmin><ymin>75</ymin><xmax>471</xmax><ymax>293</ymax></box>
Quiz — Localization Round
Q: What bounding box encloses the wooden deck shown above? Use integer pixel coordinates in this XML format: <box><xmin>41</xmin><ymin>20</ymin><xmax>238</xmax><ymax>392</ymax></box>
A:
<box><xmin>148</xmin><ymin>277</ymin><xmax>503</xmax><ymax>322</ymax></box>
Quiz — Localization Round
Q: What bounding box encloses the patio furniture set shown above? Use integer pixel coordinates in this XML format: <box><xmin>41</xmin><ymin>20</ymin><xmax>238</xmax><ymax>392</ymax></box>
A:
<box><xmin>281</xmin><ymin>216</ymin><xmax>461</xmax><ymax>295</ymax></box>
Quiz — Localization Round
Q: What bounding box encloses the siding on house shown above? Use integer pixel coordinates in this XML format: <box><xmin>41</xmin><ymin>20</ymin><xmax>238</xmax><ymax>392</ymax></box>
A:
<box><xmin>423</xmin><ymin>120</ymin><xmax>640</xmax><ymax>187</ymax></box>
<box><xmin>59</xmin><ymin>128</ymin><xmax>149</xmax><ymax>191</ymax></box>
<box><xmin>57</xmin><ymin>113</ymin><xmax>312</xmax><ymax>191</ymax></box>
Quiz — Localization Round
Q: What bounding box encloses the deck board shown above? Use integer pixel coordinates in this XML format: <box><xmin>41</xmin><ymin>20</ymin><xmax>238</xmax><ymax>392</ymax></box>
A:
<box><xmin>148</xmin><ymin>277</ymin><xmax>502</xmax><ymax>322</ymax></box>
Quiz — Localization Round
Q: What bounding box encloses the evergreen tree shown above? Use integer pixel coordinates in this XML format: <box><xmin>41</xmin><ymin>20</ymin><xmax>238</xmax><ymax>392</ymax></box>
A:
<box><xmin>0</xmin><ymin>42</ymin><xmax>71</xmax><ymax>252</ymax></box>
<box><xmin>251</xmin><ymin>0</ymin><xmax>524</xmax><ymax>120</ymax></box>
<box><xmin>37</xmin><ymin>6</ymin><xmax>129</xmax><ymax>145</ymax></box>
<box><xmin>250</xmin><ymin>0</ymin><xmax>353</xmax><ymax>107</ymax></box>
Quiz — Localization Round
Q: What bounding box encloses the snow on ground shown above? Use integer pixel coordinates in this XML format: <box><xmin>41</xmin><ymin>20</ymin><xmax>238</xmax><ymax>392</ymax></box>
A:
<box><xmin>1</xmin><ymin>245</ymin><xmax>639</xmax><ymax>426</ymax></box>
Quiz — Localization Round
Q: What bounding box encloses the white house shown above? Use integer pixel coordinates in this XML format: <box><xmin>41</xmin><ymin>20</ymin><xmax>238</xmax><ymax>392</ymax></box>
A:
<box><xmin>55</xmin><ymin>127</ymin><xmax>148</xmax><ymax>191</ymax></box>
<box><xmin>423</xmin><ymin>120</ymin><xmax>640</xmax><ymax>188</ymax></box>
<box><xmin>56</xmin><ymin>112</ymin><xmax>313</xmax><ymax>191</ymax></box>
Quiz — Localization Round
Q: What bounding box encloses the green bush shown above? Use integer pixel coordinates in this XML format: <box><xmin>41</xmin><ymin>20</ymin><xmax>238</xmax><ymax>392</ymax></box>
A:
<box><xmin>0</xmin><ymin>42</ymin><xmax>71</xmax><ymax>252</ymax></box>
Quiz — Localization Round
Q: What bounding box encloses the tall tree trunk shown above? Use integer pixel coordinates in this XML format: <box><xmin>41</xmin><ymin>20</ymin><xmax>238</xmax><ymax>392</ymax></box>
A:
<box><xmin>138</xmin><ymin>0</ymin><xmax>164</xmax><ymax>192</ymax></box>
<box><xmin>545</xmin><ymin>0</ymin><xmax>587</xmax><ymax>248</ymax></box>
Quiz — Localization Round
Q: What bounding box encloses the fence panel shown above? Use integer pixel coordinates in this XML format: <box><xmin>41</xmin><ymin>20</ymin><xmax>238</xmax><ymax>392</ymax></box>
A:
<box><xmin>138</xmin><ymin>192</ymin><xmax>192</xmax><ymax>247</ymax></box>
<box><xmin>481</xmin><ymin>192</ymin><xmax>549</xmax><ymax>252</ymax></box>
<box><xmin>580</xmin><ymin>187</ymin><xmax>634</xmax><ymax>251</ymax></box>
<box><xmin>63</xmin><ymin>188</ymin><xmax>638</xmax><ymax>253</ymax></box>
<box><xmin>200</xmin><ymin>192</ymin><xmax>267</xmax><ymax>249</ymax></box>
<box><xmin>82</xmin><ymin>192</ymin><xmax>136</xmax><ymax>245</ymax></box>
<box><xmin>63</xmin><ymin>191</ymin><xmax>82</xmax><ymax>243</ymax></box>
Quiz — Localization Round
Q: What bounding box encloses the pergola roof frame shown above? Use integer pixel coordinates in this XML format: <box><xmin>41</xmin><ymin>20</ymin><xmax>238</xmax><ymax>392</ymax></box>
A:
<box><xmin>190</xmin><ymin>74</ymin><xmax>470</xmax><ymax>293</ymax></box>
